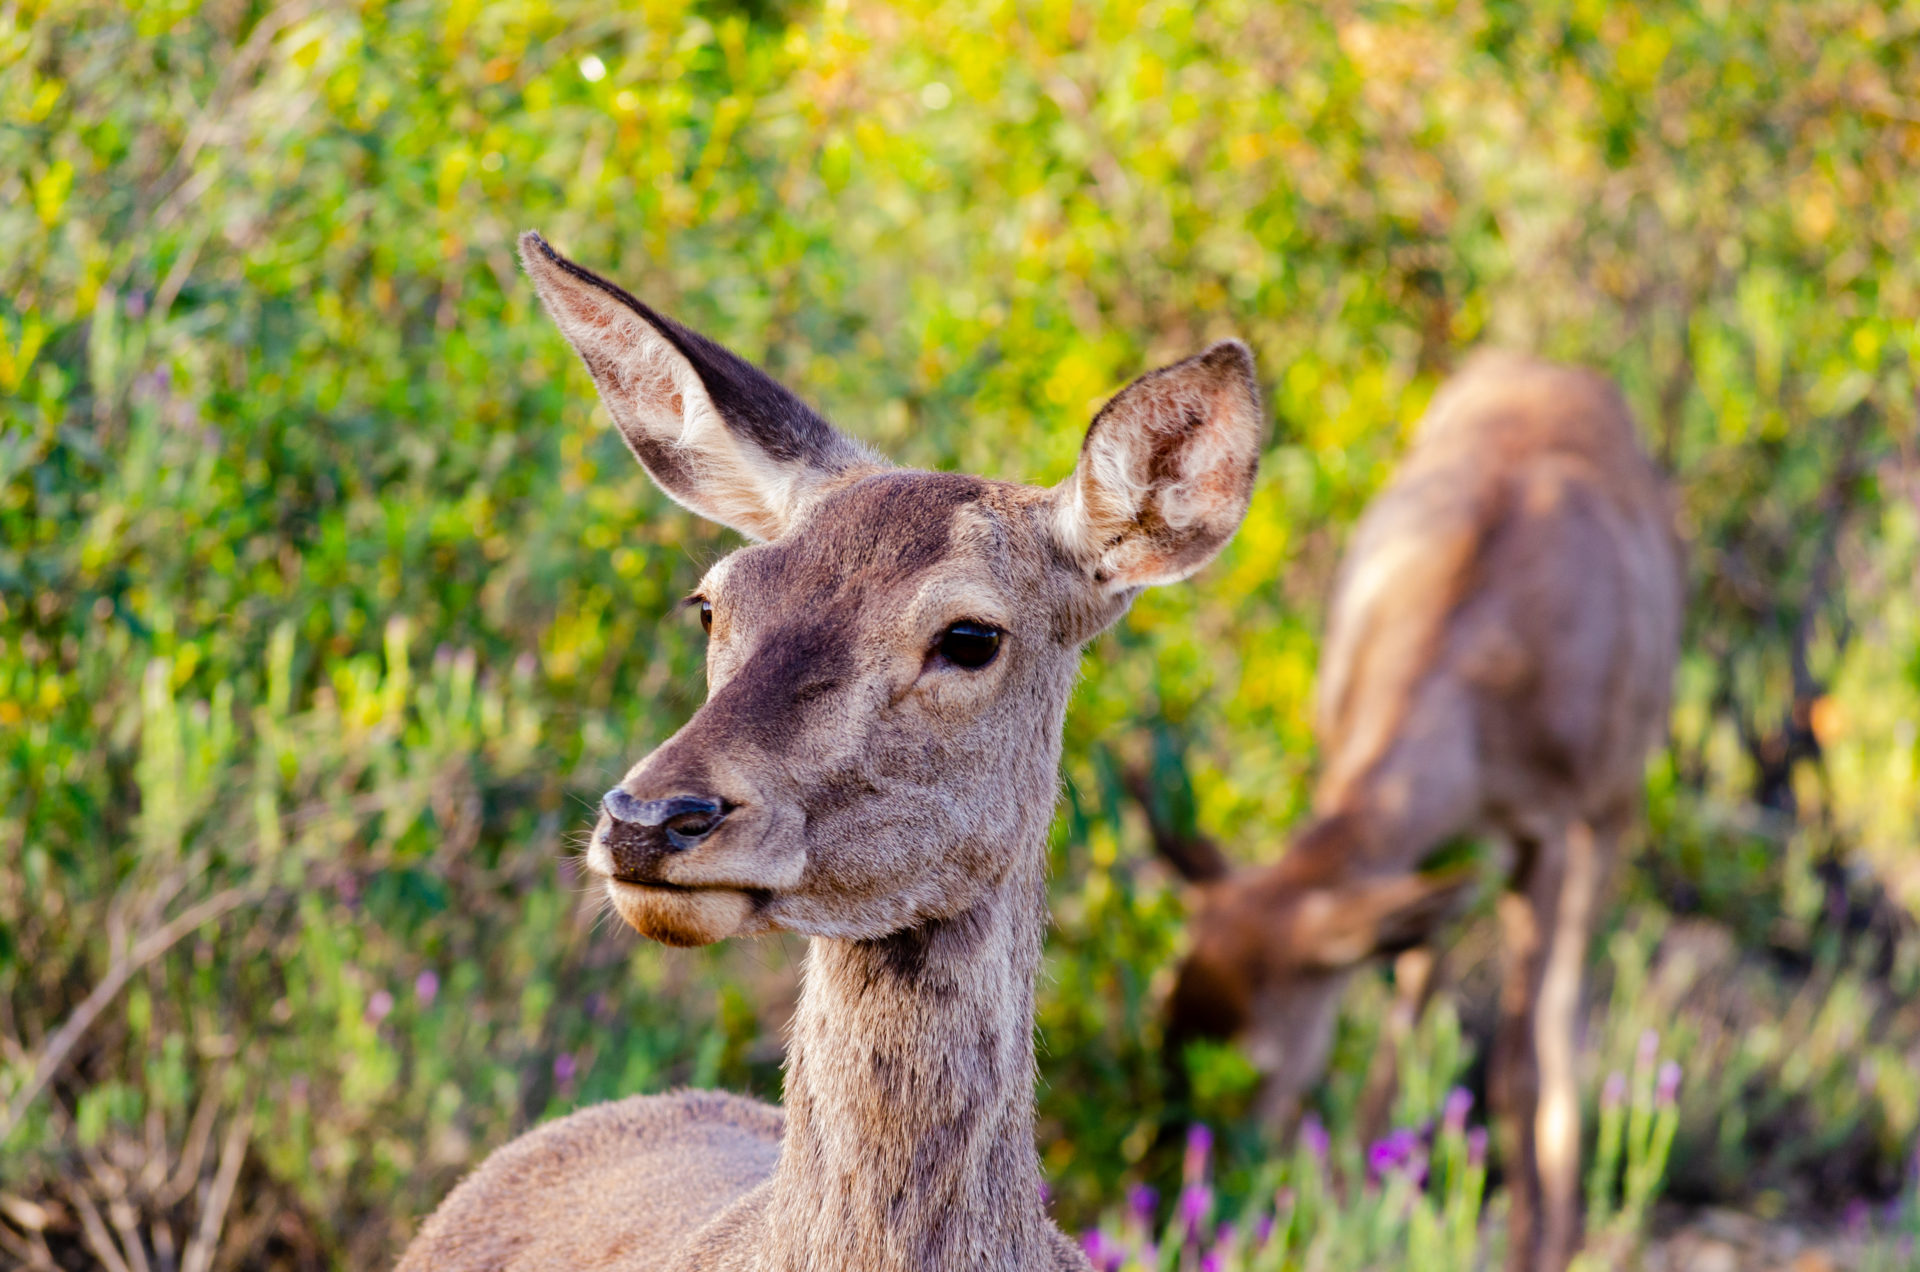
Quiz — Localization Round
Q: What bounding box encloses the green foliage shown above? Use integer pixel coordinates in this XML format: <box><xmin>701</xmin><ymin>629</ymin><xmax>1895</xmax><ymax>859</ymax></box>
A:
<box><xmin>1079</xmin><ymin>1114</ymin><xmax>1497</xmax><ymax>1272</ymax></box>
<box><xmin>4</xmin><ymin>0</ymin><xmax>1920</xmax><ymax>1266</ymax></box>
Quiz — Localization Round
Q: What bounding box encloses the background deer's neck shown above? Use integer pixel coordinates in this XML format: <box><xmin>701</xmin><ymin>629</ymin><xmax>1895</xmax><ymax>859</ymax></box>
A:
<box><xmin>759</xmin><ymin>858</ymin><xmax>1055</xmax><ymax>1271</ymax></box>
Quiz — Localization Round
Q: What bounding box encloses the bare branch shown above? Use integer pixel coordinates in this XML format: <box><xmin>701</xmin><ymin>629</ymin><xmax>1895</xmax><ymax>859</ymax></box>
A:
<box><xmin>0</xmin><ymin>1219</ymin><xmax>58</xmax><ymax>1270</ymax></box>
<box><xmin>66</xmin><ymin>1187</ymin><xmax>134</xmax><ymax>1272</ymax></box>
<box><xmin>0</xmin><ymin>883</ymin><xmax>260</xmax><ymax>1143</ymax></box>
<box><xmin>159</xmin><ymin>1074</ymin><xmax>227</xmax><ymax>1208</ymax></box>
<box><xmin>180</xmin><ymin>1104</ymin><xmax>253</xmax><ymax>1272</ymax></box>
<box><xmin>2</xmin><ymin>778</ymin><xmax>431</xmax><ymax>1143</ymax></box>
<box><xmin>107</xmin><ymin>1198</ymin><xmax>154</xmax><ymax>1272</ymax></box>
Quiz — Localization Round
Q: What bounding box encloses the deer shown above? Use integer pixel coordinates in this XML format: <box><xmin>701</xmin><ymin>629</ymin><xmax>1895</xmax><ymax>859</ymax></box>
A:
<box><xmin>394</xmin><ymin>232</ymin><xmax>1264</xmax><ymax>1272</ymax></box>
<box><xmin>1149</xmin><ymin>352</ymin><xmax>1682</xmax><ymax>1272</ymax></box>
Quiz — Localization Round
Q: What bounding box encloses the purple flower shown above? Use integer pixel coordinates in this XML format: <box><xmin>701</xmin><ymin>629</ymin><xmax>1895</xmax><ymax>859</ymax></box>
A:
<box><xmin>1366</xmin><ymin>1138</ymin><xmax>1398</xmax><ymax>1176</ymax></box>
<box><xmin>1178</xmin><ymin>1182</ymin><xmax>1213</xmax><ymax>1240</ymax></box>
<box><xmin>554</xmin><ymin>1051</ymin><xmax>577</xmax><ymax>1086</ymax></box>
<box><xmin>1184</xmin><ymin>1123</ymin><xmax>1214</xmax><ymax>1184</ymax></box>
<box><xmin>1300</xmin><ymin>1112</ymin><xmax>1330</xmax><ymax>1162</ymax></box>
<box><xmin>1200</xmin><ymin>1254</ymin><xmax>1222</xmax><ymax>1272</ymax></box>
<box><xmin>1367</xmin><ymin>1128</ymin><xmax>1420</xmax><ymax>1180</ymax></box>
<box><xmin>1253</xmin><ymin>1212</ymin><xmax>1276</xmax><ymax>1247</ymax></box>
<box><xmin>1079</xmin><ymin>1230</ymin><xmax>1123</xmax><ymax>1272</ymax></box>
<box><xmin>1442</xmin><ymin>1086</ymin><xmax>1474</xmax><ymax>1134</ymax></box>
<box><xmin>1125</xmin><ymin>1183</ymin><xmax>1157</xmax><ymax>1226</ymax></box>
<box><xmin>1602</xmin><ymin>1071</ymin><xmax>1628</xmax><ymax>1111</ymax></box>
<box><xmin>414</xmin><ymin>970</ymin><xmax>439</xmax><ymax>1006</ymax></box>
<box><xmin>1655</xmin><ymin>1060</ymin><xmax>1682</xmax><ymax>1108</ymax></box>
<box><xmin>366</xmin><ymin>989</ymin><xmax>394</xmax><ymax>1025</ymax></box>
<box><xmin>1466</xmin><ymin>1127</ymin><xmax>1489</xmax><ymax>1168</ymax></box>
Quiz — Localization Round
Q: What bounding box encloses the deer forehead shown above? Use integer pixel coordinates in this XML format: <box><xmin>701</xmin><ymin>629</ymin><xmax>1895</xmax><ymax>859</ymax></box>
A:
<box><xmin>703</xmin><ymin>470</ymin><xmax>1049</xmax><ymax>624</ymax></box>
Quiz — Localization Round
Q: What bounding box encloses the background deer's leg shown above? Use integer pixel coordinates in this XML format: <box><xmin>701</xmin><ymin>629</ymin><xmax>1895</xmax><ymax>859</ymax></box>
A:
<box><xmin>1492</xmin><ymin>832</ymin><xmax>1555</xmax><ymax>1272</ymax></box>
<box><xmin>1533</xmin><ymin>819</ymin><xmax>1601</xmax><ymax>1272</ymax></box>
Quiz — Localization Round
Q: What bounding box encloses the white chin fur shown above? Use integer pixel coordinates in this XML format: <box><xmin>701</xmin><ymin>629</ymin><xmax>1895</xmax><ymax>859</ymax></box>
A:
<box><xmin>606</xmin><ymin>879</ymin><xmax>755</xmax><ymax>947</ymax></box>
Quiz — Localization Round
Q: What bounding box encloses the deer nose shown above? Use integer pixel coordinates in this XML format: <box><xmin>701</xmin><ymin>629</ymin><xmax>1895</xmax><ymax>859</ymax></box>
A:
<box><xmin>599</xmin><ymin>787</ymin><xmax>725</xmax><ymax>845</ymax></box>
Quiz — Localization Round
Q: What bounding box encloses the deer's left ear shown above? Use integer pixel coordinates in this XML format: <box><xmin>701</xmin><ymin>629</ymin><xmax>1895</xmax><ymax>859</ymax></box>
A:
<box><xmin>520</xmin><ymin>231</ymin><xmax>877</xmax><ymax>541</ymax></box>
<box><xmin>1052</xmin><ymin>341</ymin><xmax>1264</xmax><ymax>593</ymax></box>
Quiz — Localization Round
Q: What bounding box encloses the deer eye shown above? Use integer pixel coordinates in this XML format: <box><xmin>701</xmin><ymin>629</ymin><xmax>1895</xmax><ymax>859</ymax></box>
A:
<box><xmin>935</xmin><ymin>621</ymin><xmax>1001</xmax><ymax>670</ymax></box>
<box><xmin>695</xmin><ymin>598</ymin><xmax>713</xmax><ymax>634</ymax></box>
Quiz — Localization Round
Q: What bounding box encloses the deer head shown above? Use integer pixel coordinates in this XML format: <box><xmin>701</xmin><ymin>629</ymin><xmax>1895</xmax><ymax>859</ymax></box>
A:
<box><xmin>1166</xmin><ymin>814</ymin><xmax>1472</xmax><ymax>1122</ymax></box>
<box><xmin>521</xmin><ymin>232</ymin><xmax>1263</xmax><ymax>950</ymax></box>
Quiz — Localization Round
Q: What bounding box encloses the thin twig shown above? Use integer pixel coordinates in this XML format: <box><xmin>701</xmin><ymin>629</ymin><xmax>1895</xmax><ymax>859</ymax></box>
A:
<box><xmin>151</xmin><ymin>1216</ymin><xmax>178</xmax><ymax>1272</ymax></box>
<box><xmin>142</xmin><ymin>2</ymin><xmax>317</xmax><ymax>228</ymax></box>
<box><xmin>108</xmin><ymin>1198</ymin><xmax>154</xmax><ymax>1272</ymax></box>
<box><xmin>159</xmin><ymin>1077</ymin><xmax>226</xmax><ymax>1208</ymax></box>
<box><xmin>3</xmin><ymin>777</ymin><xmax>432</xmax><ymax>1142</ymax></box>
<box><xmin>66</xmin><ymin>1187</ymin><xmax>134</xmax><ymax>1272</ymax></box>
<box><xmin>179</xmin><ymin>1104</ymin><xmax>252</xmax><ymax>1272</ymax></box>
<box><xmin>0</xmin><ymin>1220</ymin><xmax>58</xmax><ymax>1270</ymax></box>
<box><xmin>0</xmin><ymin>884</ymin><xmax>261</xmax><ymax>1142</ymax></box>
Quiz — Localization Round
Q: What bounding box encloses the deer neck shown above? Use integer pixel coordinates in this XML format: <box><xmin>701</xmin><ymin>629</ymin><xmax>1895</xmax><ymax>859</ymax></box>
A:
<box><xmin>758</xmin><ymin>853</ymin><xmax>1054</xmax><ymax>1271</ymax></box>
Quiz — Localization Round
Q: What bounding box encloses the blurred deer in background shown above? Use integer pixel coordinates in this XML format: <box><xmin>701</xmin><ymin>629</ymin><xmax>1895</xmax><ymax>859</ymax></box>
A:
<box><xmin>396</xmin><ymin>234</ymin><xmax>1263</xmax><ymax>1272</ymax></box>
<box><xmin>1148</xmin><ymin>353</ymin><xmax>1682</xmax><ymax>1272</ymax></box>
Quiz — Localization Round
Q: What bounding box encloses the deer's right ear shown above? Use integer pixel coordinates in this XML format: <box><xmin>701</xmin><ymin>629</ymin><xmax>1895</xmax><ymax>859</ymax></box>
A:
<box><xmin>1052</xmin><ymin>341</ymin><xmax>1263</xmax><ymax>596</ymax></box>
<box><xmin>520</xmin><ymin>232</ymin><xmax>876</xmax><ymax>541</ymax></box>
<box><xmin>1292</xmin><ymin>870</ymin><xmax>1475</xmax><ymax>971</ymax></box>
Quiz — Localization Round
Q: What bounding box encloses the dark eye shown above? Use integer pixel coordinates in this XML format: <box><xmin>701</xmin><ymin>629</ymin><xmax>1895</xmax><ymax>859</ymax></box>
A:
<box><xmin>696</xmin><ymin>599</ymin><xmax>713</xmax><ymax>634</ymax></box>
<box><xmin>936</xmin><ymin>621</ymin><xmax>1001</xmax><ymax>670</ymax></box>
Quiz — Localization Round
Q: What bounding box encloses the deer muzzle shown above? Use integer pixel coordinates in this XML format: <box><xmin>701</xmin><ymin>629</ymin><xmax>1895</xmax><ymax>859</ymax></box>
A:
<box><xmin>600</xmin><ymin>790</ymin><xmax>733</xmax><ymax>880</ymax></box>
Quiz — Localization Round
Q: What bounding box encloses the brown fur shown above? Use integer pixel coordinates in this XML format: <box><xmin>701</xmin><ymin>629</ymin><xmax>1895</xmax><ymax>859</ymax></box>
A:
<box><xmin>394</xmin><ymin>234</ymin><xmax>1264</xmax><ymax>1272</ymax></box>
<box><xmin>1164</xmin><ymin>352</ymin><xmax>1682</xmax><ymax>1272</ymax></box>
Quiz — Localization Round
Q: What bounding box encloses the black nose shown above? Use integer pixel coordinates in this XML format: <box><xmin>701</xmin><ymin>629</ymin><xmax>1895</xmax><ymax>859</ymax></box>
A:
<box><xmin>602</xmin><ymin>789</ymin><xmax>730</xmax><ymax>861</ymax></box>
<box><xmin>599</xmin><ymin>789</ymin><xmax>732</xmax><ymax>884</ymax></box>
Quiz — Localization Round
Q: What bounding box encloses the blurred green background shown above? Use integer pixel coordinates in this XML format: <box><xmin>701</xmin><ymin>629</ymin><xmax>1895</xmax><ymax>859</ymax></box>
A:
<box><xmin>3</xmin><ymin>0</ymin><xmax>1919</xmax><ymax>1267</ymax></box>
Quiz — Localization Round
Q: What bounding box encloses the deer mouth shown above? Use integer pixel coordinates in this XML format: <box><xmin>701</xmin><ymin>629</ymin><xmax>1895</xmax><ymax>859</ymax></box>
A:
<box><xmin>603</xmin><ymin>877</ymin><xmax>765</xmax><ymax>947</ymax></box>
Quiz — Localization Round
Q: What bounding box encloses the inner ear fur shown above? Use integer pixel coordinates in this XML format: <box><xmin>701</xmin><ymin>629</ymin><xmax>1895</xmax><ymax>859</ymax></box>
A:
<box><xmin>519</xmin><ymin>231</ymin><xmax>877</xmax><ymax>541</ymax></box>
<box><xmin>1052</xmin><ymin>340</ymin><xmax>1264</xmax><ymax>593</ymax></box>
